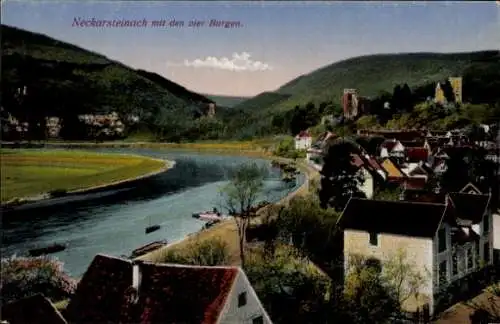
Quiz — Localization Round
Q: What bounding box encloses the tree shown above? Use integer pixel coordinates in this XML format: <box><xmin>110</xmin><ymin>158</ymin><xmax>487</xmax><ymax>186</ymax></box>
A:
<box><xmin>391</xmin><ymin>85</ymin><xmax>402</xmax><ymax>111</ymax></box>
<box><xmin>220</xmin><ymin>163</ymin><xmax>268</xmax><ymax>268</ymax></box>
<box><xmin>381</xmin><ymin>248</ymin><xmax>429</xmax><ymax>308</ymax></box>
<box><xmin>401</xmin><ymin>83</ymin><xmax>413</xmax><ymax>112</ymax></box>
<box><xmin>1</xmin><ymin>256</ymin><xmax>77</xmax><ymax>304</ymax></box>
<box><xmin>319</xmin><ymin>139</ymin><xmax>364</xmax><ymax>211</ymax></box>
<box><xmin>344</xmin><ymin>256</ymin><xmax>402</xmax><ymax>323</ymax></box>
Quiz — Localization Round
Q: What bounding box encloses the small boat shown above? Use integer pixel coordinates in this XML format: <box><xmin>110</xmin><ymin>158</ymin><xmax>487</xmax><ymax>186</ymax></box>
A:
<box><xmin>130</xmin><ymin>240</ymin><xmax>168</xmax><ymax>258</ymax></box>
<box><xmin>28</xmin><ymin>243</ymin><xmax>67</xmax><ymax>257</ymax></box>
<box><xmin>145</xmin><ymin>216</ymin><xmax>161</xmax><ymax>234</ymax></box>
<box><xmin>192</xmin><ymin>208</ymin><xmax>229</xmax><ymax>221</ymax></box>
<box><xmin>145</xmin><ymin>224</ymin><xmax>161</xmax><ymax>234</ymax></box>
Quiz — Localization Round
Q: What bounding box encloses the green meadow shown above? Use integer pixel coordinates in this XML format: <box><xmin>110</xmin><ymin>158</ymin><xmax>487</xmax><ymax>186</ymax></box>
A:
<box><xmin>0</xmin><ymin>149</ymin><xmax>168</xmax><ymax>202</ymax></box>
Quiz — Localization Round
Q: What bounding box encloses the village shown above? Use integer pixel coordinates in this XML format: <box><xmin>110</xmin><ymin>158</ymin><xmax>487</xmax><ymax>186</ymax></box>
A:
<box><xmin>289</xmin><ymin>76</ymin><xmax>500</xmax><ymax>322</ymax></box>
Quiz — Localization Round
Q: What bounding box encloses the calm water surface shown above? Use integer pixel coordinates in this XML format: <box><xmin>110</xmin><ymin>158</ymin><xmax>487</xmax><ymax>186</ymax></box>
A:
<box><xmin>1</xmin><ymin>148</ymin><xmax>304</xmax><ymax>276</ymax></box>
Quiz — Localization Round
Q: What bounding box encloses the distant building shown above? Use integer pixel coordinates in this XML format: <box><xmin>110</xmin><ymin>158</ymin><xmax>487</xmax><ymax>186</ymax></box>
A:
<box><xmin>435</xmin><ymin>77</ymin><xmax>462</xmax><ymax>104</ymax></box>
<box><xmin>207</xmin><ymin>103</ymin><xmax>216</xmax><ymax>117</ymax></box>
<box><xmin>342</xmin><ymin>89</ymin><xmax>359</xmax><ymax>120</ymax></box>
<box><xmin>294</xmin><ymin>130</ymin><xmax>312</xmax><ymax>150</ymax></box>
<box><xmin>448</xmin><ymin>77</ymin><xmax>463</xmax><ymax>104</ymax></box>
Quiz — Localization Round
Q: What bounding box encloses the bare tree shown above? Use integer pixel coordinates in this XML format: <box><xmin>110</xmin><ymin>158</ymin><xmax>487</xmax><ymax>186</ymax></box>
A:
<box><xmin>220</xmin><ymin>162</ymin><xmax>267</xmax><ymax>268</ymax></box>
<box><xmin>381</xmin><ymin>248</ymin><xmax>429</xmax><ymax>308</ymax></box>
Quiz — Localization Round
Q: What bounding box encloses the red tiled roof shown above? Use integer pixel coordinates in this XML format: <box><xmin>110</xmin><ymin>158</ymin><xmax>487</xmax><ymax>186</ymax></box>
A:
<box><xmin>365</xmin><ymin>156</ymin><xmax>384</xmax><ymax>171</ymax></box>
<box><xmin>295</xmin><ymin>130</ymin><xmax>311</xmax><ymax>138</ymax></box>
<box><xmin>380</xmin><ymin>140</ymin><xmax>398</xmax><ymax>151</ymax></box>
<box><xmin>406</xmin><ymin>147</ymin><xmax>429</xmax><ymax>162</ymax></box>
<box><xmin>65</xmin><ymin>255</ymin><xmax>239</xmax><ymax>324</ymax></box>
<box><xmin>351</xmin><ymin>154</ymin><xmax>364</xmax><ymax>168</ymax></box>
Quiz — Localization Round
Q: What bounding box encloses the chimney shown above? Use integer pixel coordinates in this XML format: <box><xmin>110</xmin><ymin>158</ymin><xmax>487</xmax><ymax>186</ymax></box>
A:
<box><xmin>131</xmin><ymin>260</ymin><xmax>144</xmax><ymax>303</ymax></box>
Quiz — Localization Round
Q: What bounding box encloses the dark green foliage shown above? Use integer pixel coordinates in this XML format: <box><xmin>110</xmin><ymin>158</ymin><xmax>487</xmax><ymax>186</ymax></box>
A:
<box><xmin>319</xmin><ymin>139</ymin><xmax>365</xmax><ymax>211</ymax></box>
<box><xmin>1</xmin><ymin>24</ymin><xmax>217</xmax><ymax>141</ymax></box>
<box><xmin>204</xmin><ymin>94</ymin><xmax>250</xmax><ymax>108</ymax></box>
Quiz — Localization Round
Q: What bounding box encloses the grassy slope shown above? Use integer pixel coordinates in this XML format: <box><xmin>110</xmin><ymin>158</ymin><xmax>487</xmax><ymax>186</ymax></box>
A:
<box><xmin>0</xmin><ymin>149</ymin><xmax>168</xmax><ymax>202</ymax></box>
<box><xmin>204</xmin><ymin>94</ymin><xmax>250</xmax><ymax>108</ymax></box>
<box><xmin>1</xmin><ymin>24</ymin><xmax>212</xmax><ymax>123</ymax></box>
<box><xmin>242</xmin><ymin>51</ymin><xmax>499</xmax><ymax>114</ymax></box>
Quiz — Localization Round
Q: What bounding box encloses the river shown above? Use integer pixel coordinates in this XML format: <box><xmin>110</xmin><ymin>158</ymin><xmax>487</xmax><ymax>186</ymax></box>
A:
<box><xmin>1</xmin><ymin>148</ymin><xmax>304</xmax><ymax>276</ymax></box>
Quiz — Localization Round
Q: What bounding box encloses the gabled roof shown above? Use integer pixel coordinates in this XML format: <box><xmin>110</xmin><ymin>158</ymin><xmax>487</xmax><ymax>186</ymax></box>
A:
<box><xmin>400</xmin><ymin>140</ymin><xmax>426</xmax><ymax>148</ymax></box>
<box><xmin>65</xmin><ymin>254</ymin><xmax>240</xmax><ymax>324</ymax></box>
<box><xmin>295</xmin><ymin>130</ymin><xmax>311</xmax><ymax>139</ymax></box>
<box><xmin>408</xmin><ymin>164</ymin><xmax>430</xmax><ymax>177</ymax></box>
<box><xmin>459</xmin><ymin>182</ymin><xmax>483</xmax><ymax>195</ymax></box>
<box><xmin>447</xmin><ymin>193</ymin><xmax>491</xmax><ymax>224</ymax></box>
<box><xmin>380</xmin><ymin>140</ymin><xmax>399</xmax><ymax>151</ymax></box>
<box><xmin>381</xmin><ymin>158</ymin><xmax>406</xmax><ymax>178</ymax></box>
<box><xmin>338</xmin><ymin>198</ymin><xmax>447</xmax><ymax>238</ymax></box>
<box><xmin>1</xmin><ymin>294</ymin><xmax>67</xmax><ymax>324</ymax></box>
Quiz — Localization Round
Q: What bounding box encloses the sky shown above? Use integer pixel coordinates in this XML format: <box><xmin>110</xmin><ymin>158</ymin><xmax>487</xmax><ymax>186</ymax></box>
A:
<box><xmin>2</xmin><ymin>1</ymin><xmax>499</xmax><ymax>97</ymax></box>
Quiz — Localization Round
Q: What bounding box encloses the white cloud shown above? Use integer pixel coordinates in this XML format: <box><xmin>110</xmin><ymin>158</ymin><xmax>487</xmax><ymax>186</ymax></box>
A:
<box><xmin>179</xmin><ymin>52</ymin><xmax>273</xmax><ymax>72</ymax></box>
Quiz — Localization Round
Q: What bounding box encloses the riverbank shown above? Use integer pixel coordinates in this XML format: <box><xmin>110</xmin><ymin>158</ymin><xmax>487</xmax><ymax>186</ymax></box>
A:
<box><xmin>137</xmin><ymin>158</ymin><xmax>319</xmax><ymax>265</ymax></box>
<box><xmin>1</xmin><ymin>149</ymin><xmax>174</xmax><ymax>207</ymax></box>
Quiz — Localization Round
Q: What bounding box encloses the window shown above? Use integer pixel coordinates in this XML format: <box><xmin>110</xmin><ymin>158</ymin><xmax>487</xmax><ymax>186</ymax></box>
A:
<box><xmin>439</xmin><ymin>261</ymin><xmax>448</xmax><ymax>285</ymax></box>
<box><xmin>238</xmin><ymin>292</ymin><xmax>247</xmax><ymax>307</ymax></box>
<box><xmin>252</xmin><ymin>315</ymin><xmax>264</xmax><ymax>324</ymax></box>
<box><xmin>369</xmin><ymin>232</ymin><xmax>378</xmax><ymax>246</ymax></box>
<box><xmin>484</xmin><ymin>242</ymin><xmax>490</xmax><ymax>263</ymax></box>
<box><xmin>438</xmin><ymin>228</ymin><xmax>447</xmax><ymax>253</ymax></box>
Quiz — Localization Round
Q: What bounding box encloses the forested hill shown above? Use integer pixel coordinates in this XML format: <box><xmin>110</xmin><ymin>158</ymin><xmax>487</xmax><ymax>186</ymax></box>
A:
<box><xmin>1</xmin><ymin>24</ymin><xmax>214</xmax><ymax>140</ymax></box>
<box><xmin>226</xmin><ymin>50</ymin><xmax>500</xmax><ymax>137</ymax></box>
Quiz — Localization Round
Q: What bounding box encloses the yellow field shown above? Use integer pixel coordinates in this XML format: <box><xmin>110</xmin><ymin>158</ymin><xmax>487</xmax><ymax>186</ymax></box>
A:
<box><xmin>1</xmin><ymin>149</ymin><xmax>169</xmax><ymax>202</ymax></box>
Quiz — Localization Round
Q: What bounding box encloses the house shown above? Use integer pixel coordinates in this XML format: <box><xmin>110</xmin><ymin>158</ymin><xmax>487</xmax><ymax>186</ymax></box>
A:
<box><xmin>338</xmin><ymin>191</ymin><xmax>493</xmax><ymax>317</ymax></box>
<box><xmin>380</xmin><ymin>158</ymin><xmax>407</xmax><ymax>183</ymax></box>
<box><xmin>380</xmin><ymin>139</ymin><xmax>405</xmax><ymax>159</ymax></box>
<box><xmin>65</xmin><ymin>254</ymin><xmax>272</xmax><ymax>324</ymax></box>
<box><xmin>294</xmin><ymin>131</ymin><xmax>312</xmax><ymax>150</ymax></box>
<box><xmin>350</xmin><ymin>154</ymin><xmax>376</xmax><ymax>199</ymax></box>
<box><xmin>0</xmin><ymin>294</ymin><xmax>67</xmax><ymax>324</ymax></box>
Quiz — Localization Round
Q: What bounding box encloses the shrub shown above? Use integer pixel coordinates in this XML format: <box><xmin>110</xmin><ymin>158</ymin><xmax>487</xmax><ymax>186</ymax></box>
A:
<box><xmin>0</xmin><ymin>256</ymin><xmax>77</xmax><ymax>304</ymax></box>
<box><xmin>159</xmin><ymin>238</ymin><xmax>230</xmax><ymax>266</ymax></box>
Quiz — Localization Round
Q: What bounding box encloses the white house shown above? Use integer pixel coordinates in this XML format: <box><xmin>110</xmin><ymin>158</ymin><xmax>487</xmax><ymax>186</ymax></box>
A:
<box><xmin>379</xmin><ymin>139</ymin><xmax>405</xmax><ymax>159</ymax></box>
<box><xmin>338</xmin><ymin>192</ymin><xmax>493</xmax><ymax>317</ymax></box>
<box><xmin>65</xmin><ymin>254</ymin><xmax>272</xmax><ymax>324</ymax></box>
<box><xmin>294</xmin><ymin>131</ymin><xmax>312</xmax><ymax>150</ymax></box>
<box><xmin>351</xmin><ymin>154</ymin><xmax>375</xmax><ymax>199</ymax></box>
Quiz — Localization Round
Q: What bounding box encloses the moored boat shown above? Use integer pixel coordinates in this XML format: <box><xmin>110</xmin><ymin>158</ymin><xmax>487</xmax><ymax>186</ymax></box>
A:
<box><xmin>28</xmin><ymin>243</ymin><xmax>67</xmax><ymax>257</ymax></box>
<box><xmin>130</xmin><ymin>240</ymin><xmax>168</xmax><ymax>258</ymax></box>
<box><xmin>192</xmin><ymin>208</ymin><xmax>230</xmax><ymax>221</ymax></box>
<box><xmin>145</xmin><ymin>224</ymin><xmax>161</xmax><ymax>234</ymax></box>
